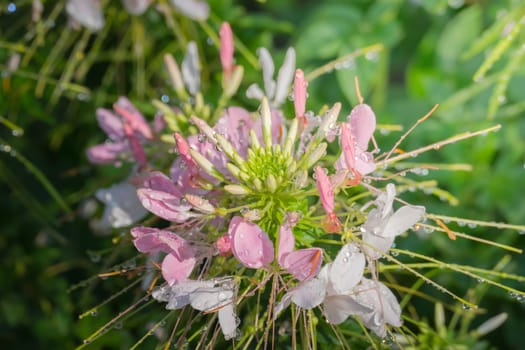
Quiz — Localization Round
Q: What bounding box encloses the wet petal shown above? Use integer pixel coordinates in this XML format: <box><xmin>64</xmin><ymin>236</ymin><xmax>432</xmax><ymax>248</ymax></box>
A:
<box><xmin>229</xmin><ymin>216</ymin><xmax>274</xmax><ymax>269</ymax></box>
<box><xmin>218</xmin><ymin>303</ymin><xmax>238</xmax><ymax>340</ymax></box>
<box><xmin>277</xmin><ymin>222</ymin><xmax>295</xmax><ymax>265</ymax></box>
<box><xmin>314</xmin><ymin>166</ymin><xmax>335</xmax><ymax>214</ymax></box>
<box><xmin>382</xmin><ymin>205</ymin><xmax>425</xmax><ymax>237</ymax></box>
<box><xmin>162</xmin><ymin>252</ymin><xmax>196</xmax><ymax>285</ymax></box>
<box><xmin>348</xmin><ymin>104</ymin><xmax>376</xmax><ymax>150</ymax></box>
<box><xmin>329</xmin><ymin>244</ymin><xmax>365</xmax><ymax>294</ymax></box>
<box><xmin>282</xmin><ymin>248</ymin><xmax>323</xmax><ymax>281</ymax></box>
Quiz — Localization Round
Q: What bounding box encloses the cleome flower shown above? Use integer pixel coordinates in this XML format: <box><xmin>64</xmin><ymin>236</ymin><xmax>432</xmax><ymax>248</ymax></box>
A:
<box><xmin>79</xmin><ymin>21</ymin><xmax>506</xmax><ymax>349</ymax></box>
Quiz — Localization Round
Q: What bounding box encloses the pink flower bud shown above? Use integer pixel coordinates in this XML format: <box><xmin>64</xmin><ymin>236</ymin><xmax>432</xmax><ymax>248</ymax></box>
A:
<box><xmin>220</xmin><ymin>22</ymin><xmax>234</xmax><ymax>77</ymax></box>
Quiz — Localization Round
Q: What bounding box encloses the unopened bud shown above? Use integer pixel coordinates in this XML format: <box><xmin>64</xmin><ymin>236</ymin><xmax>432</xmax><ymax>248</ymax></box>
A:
<box><xmin>224</xmin><ymin>184</ymin><xmax>251</xmax><ymax>195</ymax></box>
<box><xmin>266</xmin><ymin>174</ymin><xmax>278</xmax><ymax>192</ymax></box>
<box><xmin>185</xmin><ymin>194</ymin><xmax>215</xmax><ymax>214</ymax></box>
<box><xmin>164</xmin><ymin>53</ymin><xmax>188</xmax><ymax>98</ymax></box>
<box><xmin>224</xmin><ymin>65</ymin><xmax>244</xmax><ymax>98</ymax></box>
<box><xmin>260</xmin><ymin>97</ymin><xmax>273</xmax><ymax>149</ymax></box>
<box><xmin>305</xmin><ymin>142</ymin><xmax>327</xmax><ymax>169</ymax></box>
<box><xmin>189</xmin><ymin>149</ymin><xmax>224</xmax><ymax>181</ymax></box>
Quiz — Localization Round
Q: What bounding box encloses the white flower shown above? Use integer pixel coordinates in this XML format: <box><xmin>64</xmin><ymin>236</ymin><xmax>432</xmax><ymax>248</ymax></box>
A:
<box><xmin>361</xmin><ymin>183</ymin><xmax>425</xmax><ymax>259</ymax></box>
<box><xmin>95</xmin><ymin>181</ymin><xmax>148</xmax><ymax>228</ymax></box>
<box><xmin>246</xmin><ymin>47</ymin><xmax>296</xmax><ymax>108</ymax></box>
<box><xmin>152</xmin><ymin>278</ymin><xmax>238</xmax><ymax>340</ymax></box>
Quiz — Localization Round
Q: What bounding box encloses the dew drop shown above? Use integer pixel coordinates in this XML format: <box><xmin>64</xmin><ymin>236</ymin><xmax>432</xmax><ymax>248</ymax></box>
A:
<box><xmin>12</xmin><ymin>129</ymin><xmax>24</xmax><ymax>137</ymax></box>
<box><xmin>7</xmin><ymin>3</ymin><xmax>16</xmax><ymax>13</ymax></box>
<box><xmin>342</xmin><ymin>257</ymin><xmax>348</xmax><ymax>263</ymax></box>
<box><xmin>161</xmin><ymin>94</ymin><xmax>170</xmax><ymax>103</ymax></box>
<box><xmin>497</xmin><ymin>95</ymin><xmax>507</xmax><ymax>104</ymax></box>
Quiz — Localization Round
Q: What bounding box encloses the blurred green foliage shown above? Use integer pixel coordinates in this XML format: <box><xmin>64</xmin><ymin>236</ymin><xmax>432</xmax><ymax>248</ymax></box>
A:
<box><xmin>1</xmin><ymin>0</ymin><xmax>524</xmax><ymax>348</ymax></box>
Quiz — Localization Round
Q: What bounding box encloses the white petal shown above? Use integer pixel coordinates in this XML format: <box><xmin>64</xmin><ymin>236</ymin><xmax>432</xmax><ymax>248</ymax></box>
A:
<box><xmin>66</xmin><ymin>0</ymin><xmax>104</xmax><ymax>31</ymax></box>
<box><xmin>324</xmin><ymin>295</ymin><xmax>371</xmax><ymax>324</ymax></box>
<box><xmin>274</xmin><ymin>292</ymin><xmax>293</xmax><ymax>318</ymax></box>
<box><xmin>95</xmin><ymin>181</ymin><xmax>147</xmax><ymax>228</ymax></box>
<box><xmin>190</xmin><ymin>285</ymin><xmax>234</xmax><ymax>312</ymax></box>
<box><xmin>329</xmin><ymin>244</ymin><xmax>365</xmax><ymax>294</ymax></box>
<box><xmin>182</xmin><ymin>41</ymin><xmax>201</xmax><ymax>95</ymax></box>
<box><xmin>258</xmin><ymin>48</ymin><xmax>276</xmax><ymax>99</ymax></box>
<box><xmin>382</xmin><ymin>205</ymin><xmax>425</xmax><ymax>238</ymax></box>
<box><xmin>291</xmin><ymin>276</ymin><xmax>326</xmax><ymax>309</ymax></box>
<box><xmin>218</xmin><ymin>303</ymin><xmax>238</xmax><ymax>340</ymax></box>
<box><xmin>246</xmin><ymin>83</ymin><xmax>265</xmax><ymax>101</ymax></box>
<box><xmin>273</xmin><ymin>47</ymin><xmax>296</xmax><ymax>106</ymax></box>
<box><xmin>171</xmin><ymin>0</ymin><xmax>209</xmax><ymax>21</ymax></box>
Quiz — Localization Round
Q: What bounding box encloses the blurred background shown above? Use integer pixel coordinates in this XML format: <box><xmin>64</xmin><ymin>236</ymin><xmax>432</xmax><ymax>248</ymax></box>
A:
<box><xmin>1</xmin><ymin>0</ymin><xmax>524</xmax><ymax>348</ymax></box>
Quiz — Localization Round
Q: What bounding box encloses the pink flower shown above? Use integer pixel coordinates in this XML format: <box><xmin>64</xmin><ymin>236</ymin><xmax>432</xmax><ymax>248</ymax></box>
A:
<box><xmin>228</xmin><ymin>216</ymin><xmax>274</xmax><ymax>269</ymax></box>
<box><xmin>335</xmin><ymin>104</ymin><xmax>377</xmax><ymax>184</ymax></box>
<box><xmin>314</xmin><ymin>166</ymin><xmax>341</xmax><ymax>233</ymax></box>
<box><xmin>277</xmin><ymin>215</ymin><xmax>323</xmax><ymax>281</ymax></box>
<box><xmin>137</xmin><ymin>172</ymin><xmax>193</xmax><ymax>223</ymax></box>
<box><xmin>131</xmin><ymin>227</ymin><xmax>196</xmax><ymax>285</ymax></box>
<box><xmin>86</xmin><ymin>97</ymin><xmax>155</xmax><ymax>166</ymax></box>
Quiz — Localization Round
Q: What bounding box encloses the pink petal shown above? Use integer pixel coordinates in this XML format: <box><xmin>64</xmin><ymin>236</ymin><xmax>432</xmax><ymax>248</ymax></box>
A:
<box><xmin>86</xmin><ymin>142</ymin><xmax>128</xmax><ymax>164</ymax></box>
<box><xmin>114</xmin><ymin>97</ymin><xmax>153</xmax><ymax>139</ymax></box>
<box><xmin>314</xmin><ymin>166</ymin><xmax>334</xmax><ymax>214</ymax></box>
<box><xmin>293</xmin><ymin>69</ymin><xmax>307</xmax><ymax>120</ymax></box>
<box><xmin>161</xmin><ymin>252</ymin><xmax>196</xmax><ymax>285</ymax></box>
<box><xmin>174</xmin><ymin>132</ymin><xmax>198</xmax><ymax>170</ymax></box>
<box><xmin>137</xmin><ymin>188</ymin><xmax>191</xmax><ymax>222</ymax></box>
<box><xmin>131</xmin><ymin>227</ymin><xmax>189</xmax><ymax>257</ymax></box>
<box><xmin>283</xmin><ymin>248</ymin><xmax>322</xmax><ymax>281</ymax></box>
<box><xmin>277</xmin><ymin>222</ymin><xmax>295</xmax><ymax>265</ymax></box>
<box><xmin>142</xmin><ymin>171</ymin><xmax>182</xmax><ymax>197</ymax></box>
<box><xmin>219</xmin><ymin>22</ymin><xmax>234</xmax><ymax>75</ymax></box>
<box><xmin>123</xmin><ymin>122</ymin><xmax>147</xmax><ymax>168</ymax></box>
<box><xmin>353</xmin><ymin>150</ymin><xmax>375</xmax><ymax>175</ymax></box>
<box><xmin>340</xmin><ymin>123</ymin><xmax>356</xmax><ymax>171</ymax></box>
<box><xmin>96</xmin><ymin>108</ymin><xmax>124</xmax><ymax>140</ymax></box>
<box><xmin>215</xmin><ymin>107</ymin><xmax>254</xmax><ymax>158</ymax></box>
<box><xmin>228</xmin><ymin>216</ymin><xmax>274</xmax><ymax>269</ymax></box>
<box><xmin>348</xmin><ymin>104</ymin><xmax>376</xmax><ymax>150</ymax></box>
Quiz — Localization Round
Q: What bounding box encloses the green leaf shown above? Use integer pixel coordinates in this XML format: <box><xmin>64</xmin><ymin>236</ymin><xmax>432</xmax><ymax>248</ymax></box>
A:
<box><xmin>437</xmin><ymin>5</ymin><xmax>482</xmax><ymax>70</ymax></box>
